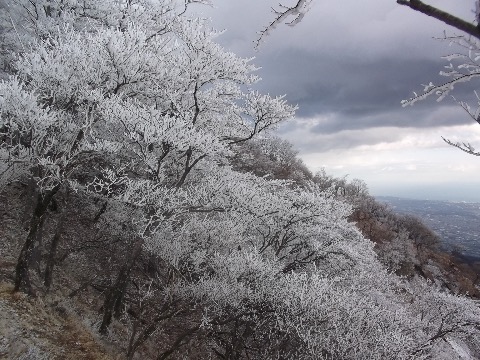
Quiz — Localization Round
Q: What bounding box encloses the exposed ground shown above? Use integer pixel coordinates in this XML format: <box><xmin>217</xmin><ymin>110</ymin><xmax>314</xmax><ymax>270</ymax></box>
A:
<box><xmin>0</xmin><ymin>183</ymin><xmax>119</xmax><ymax>360</ymax></box>
<box><xmin>0</xmin><ymin>281</ymin><xmax>118</xmax><ymax>360</ymax></box>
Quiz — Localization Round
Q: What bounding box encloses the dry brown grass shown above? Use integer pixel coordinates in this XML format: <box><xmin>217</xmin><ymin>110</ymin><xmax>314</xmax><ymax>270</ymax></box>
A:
<box><xmin>0</xmin><ymin>281</ymin><xmax>118</xmax><ymax>360</ymax></box>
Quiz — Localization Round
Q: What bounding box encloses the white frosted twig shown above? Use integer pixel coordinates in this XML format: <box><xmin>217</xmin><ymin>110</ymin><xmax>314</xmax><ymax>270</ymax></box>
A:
<box><xmin>255</xmin><ymin>0</ymin><xmax>313</xmax><ymax>48</ymax></box>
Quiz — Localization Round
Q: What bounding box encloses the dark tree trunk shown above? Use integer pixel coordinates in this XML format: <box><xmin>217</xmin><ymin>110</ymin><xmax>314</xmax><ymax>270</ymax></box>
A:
<box><xmin>126</xmin><ymin>318</ymin><xmax>162</xmax><ymax>360</ymax></box>
<box><xmin>126</xmin><ymin>302</ymin><xmax>184</xmax><ymax>360</ymax></box>
<box><xmin>43</xmin><ymin>211</ymin><xmax>65</xmax><ymax>290</ymax></box>
<box><xmin>99</xmin><ymin>237</ymin><xmax>143</xmax><ymax>334</ymax></box>
<box><xmin>156</xmin><ymin>325</ymin><xmax>200</xmax><ymax>360</ymax></box>
<box><xmin>14</xmin><ymin>184</ymin><xmax>60</xmax><ymax>294</ymax></box>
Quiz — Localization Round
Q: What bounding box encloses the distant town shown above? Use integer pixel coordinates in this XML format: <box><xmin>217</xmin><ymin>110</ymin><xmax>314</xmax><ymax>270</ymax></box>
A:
<box><xmin>377</xmin><ymin>196</ymin><xmax>480</xmax><ymax>262</ymax></box>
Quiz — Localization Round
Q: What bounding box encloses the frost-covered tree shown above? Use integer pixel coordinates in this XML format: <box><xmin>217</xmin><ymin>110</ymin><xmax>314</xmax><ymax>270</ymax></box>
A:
<box><xmin>231</xmin><ymin>136</ymin><xmax>313</xmax><ymax>185</ymax></box>
<box><xmin>1</xmin><ymin>0</ymin><xmax>294</xmax><ymax>293</ymax></box>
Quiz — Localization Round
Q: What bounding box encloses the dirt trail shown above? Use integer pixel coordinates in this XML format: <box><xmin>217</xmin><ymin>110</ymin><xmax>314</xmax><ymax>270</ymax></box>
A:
<box><xmin>0</xmin><ymin>282</ymin><xmax>115</xmax><ymax>360</ymax></box>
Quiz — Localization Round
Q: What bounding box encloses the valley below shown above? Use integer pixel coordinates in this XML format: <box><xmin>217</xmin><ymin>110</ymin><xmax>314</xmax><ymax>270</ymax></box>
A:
<box><xmin>377</xmin><ymin>196</ymin><xmax>480</xmax><ymax>262</ymax></box>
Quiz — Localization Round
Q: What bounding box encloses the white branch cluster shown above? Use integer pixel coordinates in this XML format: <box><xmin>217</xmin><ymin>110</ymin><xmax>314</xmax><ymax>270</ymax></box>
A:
<box><xmin>402</xmin><ymin>33</ymin><xmax>480</xmax><ymax>156</ymax></box>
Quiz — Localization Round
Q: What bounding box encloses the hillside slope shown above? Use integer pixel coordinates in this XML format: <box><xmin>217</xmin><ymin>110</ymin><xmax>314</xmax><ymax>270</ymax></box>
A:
<box><xmin>1</xmin><ymin>1</ymin><xmax>479</xmax><ymax>359</ymax></box>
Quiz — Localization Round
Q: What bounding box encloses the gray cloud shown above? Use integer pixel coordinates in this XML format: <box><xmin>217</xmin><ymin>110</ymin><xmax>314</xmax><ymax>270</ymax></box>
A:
<box><xmin>307</xmin><ymin>105</ymin><xmax>472</xmax><ymax>135</ymax></box>
<box><xmin>278</xmin><ymin>123</ymin><xmax>405</xmax><ymax>153</ymax></box>
<box><xmin>277</xmin><ymin>101</ymin><xmax>476</xmax><ymax>153</ymax></box>
<box><xmin>253</xmin><ymin>49</ymin><xmax>477</xmax><ymax>126</ymax></box>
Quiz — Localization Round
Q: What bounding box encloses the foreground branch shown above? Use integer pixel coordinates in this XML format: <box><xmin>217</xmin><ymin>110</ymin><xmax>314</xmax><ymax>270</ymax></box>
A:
<box><xmin>397</xmin><ymin>0</ymin><xmax>480</xmax><ymax>40</ymax></box>
<box><xmin>255</xmin><ymin>0</ymin><xmax>312</xmax><ymax>48</ymax></box>
<box><xmin>442</xmin><ymin>137</ymin><xmax>480</xmax><ymax>156</ymax></box>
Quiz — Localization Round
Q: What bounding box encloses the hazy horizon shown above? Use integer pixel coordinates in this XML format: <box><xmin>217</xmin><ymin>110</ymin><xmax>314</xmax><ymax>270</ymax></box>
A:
<box><xmin>373</xmin><ymin>185</ymin><xmax>480</xmax><ymax>203</ymax></box>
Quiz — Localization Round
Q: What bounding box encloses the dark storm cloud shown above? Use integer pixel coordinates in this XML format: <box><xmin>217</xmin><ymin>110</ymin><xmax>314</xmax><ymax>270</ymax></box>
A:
<box><xmin>278</xmin><ymin>121</ymin><xmax>407</xmax><ymax>152</ymax></box>
<box><xmin>252</xmin><ymin>48</ymin><xmax>477</xmax><ymax>131</ymax></box>
<box><xmin>276</xmin><ymin>102</ymin><xmax>474</xmax><ymax>153</ymax></box>
<box><xmin>307</xmin><ymin>104</ymin><xmax>472</xmax><ymax>135</ymax></box>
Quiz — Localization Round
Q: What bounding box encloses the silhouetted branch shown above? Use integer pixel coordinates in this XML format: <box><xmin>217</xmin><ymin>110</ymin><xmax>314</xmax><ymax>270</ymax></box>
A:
<box><xmin>397</xmin><ymin>0</ymin><xmax>480</xmax><ymax>40</ymax></box>
<box><xmin>442</xmin><ymin>137</ymin><xmax>480</xmax><ymax>156</ymax></box>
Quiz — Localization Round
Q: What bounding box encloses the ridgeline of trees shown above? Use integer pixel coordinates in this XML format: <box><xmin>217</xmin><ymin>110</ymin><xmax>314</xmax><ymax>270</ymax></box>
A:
<box><xmin>236</xmin><ymin>137</ymin><xmax>480</xmax><ymax>297</ymax></box>
<box><xmin>0</xmin><ymin>1</ymin><xmax>479</xmax><ymax>359</ymax></box>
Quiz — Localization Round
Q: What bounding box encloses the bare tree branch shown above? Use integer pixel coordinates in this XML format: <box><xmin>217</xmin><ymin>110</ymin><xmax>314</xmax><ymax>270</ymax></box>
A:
<box><xmin>258</xmin><ymin>0</ymin><xmax>480</xmax><ymax>47</ymax></box>
<box><xmin>255</xmin><ymin>0</ymin><xmax>312</xmax><ymax>48</ymax></box>
<box><xmin>397</xmin><ymin>0</ymin><xmax>480</xmax><ymax>40</ymax></box>
<box><xmin>442</xmin><ymin>137</ymin><xmax>480</xmax><ymax>156</ymax></box>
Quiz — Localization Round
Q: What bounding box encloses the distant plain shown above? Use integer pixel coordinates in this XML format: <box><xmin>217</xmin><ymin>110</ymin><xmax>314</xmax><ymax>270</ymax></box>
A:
<box><xmin>376</xmin><ymin>196</ymin><xmax>480</xmax><ymax>262</ymax></box>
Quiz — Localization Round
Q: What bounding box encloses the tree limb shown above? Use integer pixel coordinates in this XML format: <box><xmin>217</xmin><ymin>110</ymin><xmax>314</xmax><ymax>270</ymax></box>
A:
<box><xmin>442</xmin><ymin>137</ymin><xmax>480</xmax><ymax>156</ymax></box>
<box><xmin>255</xmin><ymin>0</ymin><xmax>312</xmax><ymax>48</ymax></box>
<box><xmin>397</xmin><ymin>0</ymin><xmax>480</xmax><ymax>40</ymax></box>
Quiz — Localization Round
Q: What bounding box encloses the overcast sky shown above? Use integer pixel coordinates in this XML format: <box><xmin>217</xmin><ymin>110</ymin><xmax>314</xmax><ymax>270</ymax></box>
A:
<box><xmin>194</xmin><ymin>1</ymin><xmax>480</xmax><ymax>202</ymax></box>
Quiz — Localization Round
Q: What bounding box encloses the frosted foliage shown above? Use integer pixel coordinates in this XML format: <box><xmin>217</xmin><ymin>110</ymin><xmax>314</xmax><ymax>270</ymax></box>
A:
<box><xmin>401</xmin><ymin>32</ymin><xmax>480</xmax><ymax>155</ymax></box>
<box><xmin>1</xmin><ymin>0</ymin><xmax>480</xmax><ymax>359</ymax></box>
<box><xmin>0</xmin><ymin>79</ymin><xmax>58</xmax><ymax>146</ymax></box>
<box><xmin>402</xmin><ymin>35</ymin><xmax>480</xmax><ymax>106</ymax></box>
<box><xmin>0</xmin><ymin>78</ymin><xmax>69</xmax><ymax>189</ymax></box>
<box><xmin>275</xmin><ymin>273</ymin><xmax>414</xmax><ymax>360</ymax></box>
<box><xmin>179</xmin><ymin>249</ymin><xmax>281</xmax><ymax>310</ymax></box>
<box><xmin>147</xmin><ymin>163</ymin><xmax>480</xmax><ymax>358</ymax></box>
